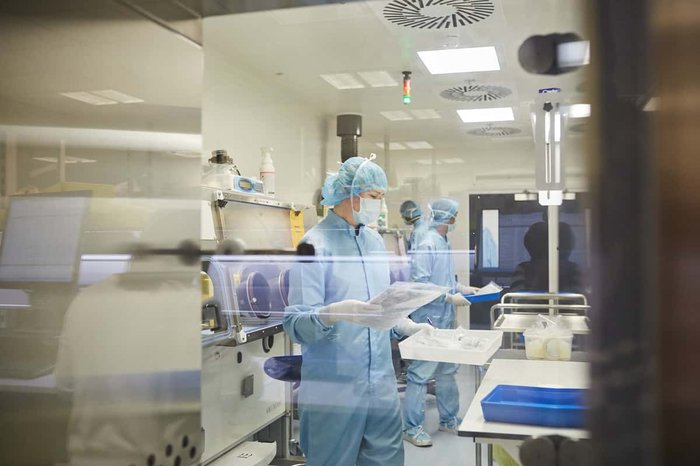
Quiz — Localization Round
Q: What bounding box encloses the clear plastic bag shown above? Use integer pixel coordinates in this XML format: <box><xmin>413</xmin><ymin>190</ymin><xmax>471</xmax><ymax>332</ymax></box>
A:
<box><xmin>411</xmin><ymin>326</ymin><xmax>491</xmax><ymax>351</ymax></box>
<box><xmin>360</xmin><ymin>281</ymin><xmax>448</xmax><ymax>329</ymax></box>
<box><xmin>523</xmin><ymin>315</ymin><xmax>574</xmax><ymax>360</ymax></box>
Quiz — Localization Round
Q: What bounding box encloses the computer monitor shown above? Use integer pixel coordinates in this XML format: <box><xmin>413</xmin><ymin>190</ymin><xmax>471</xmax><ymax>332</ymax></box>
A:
<box><xmin>0</xmin><ymin>194</ymin><xmax>89</xmax><ymax>284</ymax></box>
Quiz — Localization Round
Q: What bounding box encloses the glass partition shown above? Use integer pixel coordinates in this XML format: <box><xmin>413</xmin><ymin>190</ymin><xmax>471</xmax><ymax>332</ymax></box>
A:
<box><xmin>202</xmin><ymin>1</ymin><xmax>592</xmax><ymax>465</ymax></box>
<box><xmin>0</xmin><ymin>3</ymin><xmax>203</xmax><ymax>465</ymax></box>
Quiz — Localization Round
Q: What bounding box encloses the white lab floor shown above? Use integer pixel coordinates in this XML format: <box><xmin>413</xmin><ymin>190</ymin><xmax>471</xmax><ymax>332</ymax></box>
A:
<box><xmin>288</xmin><ymin>366</ymin><xmax>488</xmax><ymax>466</ymax></box>
<box><xmin>401</xmin><ymin>366</ymin><xmax>480</xmax><ymax>466</ymax></box>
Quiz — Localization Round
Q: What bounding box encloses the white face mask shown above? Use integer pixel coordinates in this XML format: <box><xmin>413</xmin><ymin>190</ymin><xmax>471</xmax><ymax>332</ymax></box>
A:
<box><xmin>353</xmin><ymin>197</ymin><xmax>381</xmax><ymax>225</ymax></box>
<box><xmin>447</xmin><ymin>223</ymin><xmax>456</xmax><ymax>233</ymax></box>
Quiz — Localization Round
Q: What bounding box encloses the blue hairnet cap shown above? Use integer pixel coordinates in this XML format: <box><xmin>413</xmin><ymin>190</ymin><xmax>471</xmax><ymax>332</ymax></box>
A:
<box><xmin>320</xmin><ymin>156</ymin><xmax>388</xmax><ymax>206</ymax></box>
<box><xmin>429</xmin><ymin>198</ymin><xmax>460</xmax><ymax>227</ymax></box>
<box><xmin>400</xmin><ymin>200</ymin><xmax>422</xmax><ymax>221</ymax></box>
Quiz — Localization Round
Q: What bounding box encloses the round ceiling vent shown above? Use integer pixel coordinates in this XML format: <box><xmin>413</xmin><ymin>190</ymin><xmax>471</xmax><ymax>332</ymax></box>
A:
<box><xmin>383</xmin><ymin>0</ymin><xmax>495</xmax><ymax>29</ymax></box>
<box><xmin>440</xmin><ymin>84</ymin><xmax>512</xmax><ymax>102</ymax></box>
<box><xmin>468</xmin><ymin>126</ymin><xmax>522</xmax><ymax>137</ymax></box>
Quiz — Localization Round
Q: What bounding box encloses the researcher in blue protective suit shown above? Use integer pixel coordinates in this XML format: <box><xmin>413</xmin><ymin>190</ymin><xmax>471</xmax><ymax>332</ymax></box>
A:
<box><xmin>402</xmin><ymin>198</ymin><xmax>478</xmax><ymax>447</ymax></box>
<box><xmin>284</xmin><ymin>156</ymin><xmax>431</xmax><ymax>466</ymax></box>
<box><xmin>399</xmin><ymin>200</ymin><xmax>428</xmax><ymax>252</ymax></box>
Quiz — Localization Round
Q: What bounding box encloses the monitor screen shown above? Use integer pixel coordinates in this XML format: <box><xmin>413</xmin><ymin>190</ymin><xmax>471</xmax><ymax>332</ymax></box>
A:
<box><xmin>0</xmin><ymin>195</ymin><xmax>89</xmax><ymax>283</ymax></box>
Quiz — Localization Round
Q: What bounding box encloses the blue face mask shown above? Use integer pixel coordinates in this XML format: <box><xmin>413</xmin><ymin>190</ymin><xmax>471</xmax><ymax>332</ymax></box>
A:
<box><xmin>349</xmin><ymin>157</ymin><xmax>383</xmax><ymax>225</ymax></box>
<box><xmin>353</xmin><ymin>197</ymin><xmax>381</xmax><ymax>225</ymax></box>
<box><xmin>447</xmin><ymin>222</ymin><xmax>456</xmax><ymax>233</ymax></box>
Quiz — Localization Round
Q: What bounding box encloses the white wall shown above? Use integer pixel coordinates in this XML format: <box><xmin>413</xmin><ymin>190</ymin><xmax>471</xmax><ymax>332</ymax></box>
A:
<box><xmin>202</xmin><ymin>32</ymin><xmax>326</xmax><ymax>206</ymax></box>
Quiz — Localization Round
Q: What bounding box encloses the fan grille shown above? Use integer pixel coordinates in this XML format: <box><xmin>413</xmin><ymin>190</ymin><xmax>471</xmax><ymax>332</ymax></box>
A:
<box><xmin>468</xmin><ymin>126</ymin><xmax>522</xmax><ymax>137</ymax></box>
<box><xmin>440</xmin><ymin>84</ymin><xmax>512</xmax><ymax>102</ymax></box>
<box><xmin>383</xmin><ymin>0</ymin><xmax>495</xmax><ymax>29</ymax></box>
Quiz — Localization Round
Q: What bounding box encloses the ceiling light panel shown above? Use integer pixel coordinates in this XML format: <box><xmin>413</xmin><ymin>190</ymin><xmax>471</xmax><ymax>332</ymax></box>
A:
<box><xmin>60</xmin><ymin>91</ymin><xmax>117</xmax><ymax>106</ymax></box>
<box><xmin>92</xmin><ymin>90</ymin><xmax>144</xmax><ymax>103</ymax></box>
<box><xmin>405</xmin><ymin>141</ymin><xmax>433</xmax><ymax>149</ymax></box>
<box><xmin>33</xmin><ymin>156</ymin><xmax>97</xmax><ymax>164</ymax></box>
<box><xmin>442</xmin><ymin>158</ymin><xmax>465</xmax><ymax>164</ymax></box>
<box><xmin>417</xmin><ymin>46</ymin><xmax>500</xmax><ymax>75</ymax></box>
<box><xmin>380</xmin><ymin>110</ymin><xmax>413</xmax><ymax>121</ymax></box>
<box><xmin>320</xmin><ymin>73</ymin><xmax>365</xmax><ymax>89</ymax></box>
<box><xmin>410</xmin><ymin>109</ymin><xmax>441</xmax><ymax>119</ymax></box>
<box><xmin>567</xmin><ymin>104</ymin><xmax>591</xmax><ymax>118</ymax></box>
<box><xmin>357</xmin><ymin>71</ymin><xmax>398</xmax><ymax>87</ymax></box>
<box><xmin>375</xmin><ymin>142</ymin><xmax>407</xmax><ymax>150</ymax></box>
<box><xmin>643</xmin><ymin>97</ymin><xmax>659</xmax><ymax>112</ymax></box>
<box><xmin>557</xmin><ymin>41</ymin><xmax>591</xmax><ymax>67</ymax></box>
<box><xmin>457</xmin><ymin>107</ymin><xmax>514</xmax><ymax>123</ymax></box>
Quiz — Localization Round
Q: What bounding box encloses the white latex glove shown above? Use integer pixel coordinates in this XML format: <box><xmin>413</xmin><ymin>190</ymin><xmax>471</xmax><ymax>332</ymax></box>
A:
<box><xmin>457</xmin><ymin>283</ymin><xmax>480</xmax><ymax>295</ymax></box>
<box><xmin>318</xmin><ymin>299</ymin><xmax>383</xmax><ymax>326</ymax></box>
<box><xmin>446</xmin><ymin>293</ymin><xmax>471</xmax><ymax>307</ymax></box>
<box><xmin>394</xmin><ymin>318</ymin><xmax>433</xmax><ymax>337</ymax></box>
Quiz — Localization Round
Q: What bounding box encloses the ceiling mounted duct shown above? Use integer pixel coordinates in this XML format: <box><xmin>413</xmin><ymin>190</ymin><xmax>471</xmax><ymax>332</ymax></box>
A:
<box><xmin>440</xmin><ymin>83</ymin><xmax>512</xmax><ymax>102</ymax></box>
<box><xmin>468</xmin><ymin>126</ymin><xmax>522</xmax><ymax>137</ymax></box>
<box><xmin>383</xmin><ymin>0</ymin><xmax>495</xmax><ymax>29</ymax></box>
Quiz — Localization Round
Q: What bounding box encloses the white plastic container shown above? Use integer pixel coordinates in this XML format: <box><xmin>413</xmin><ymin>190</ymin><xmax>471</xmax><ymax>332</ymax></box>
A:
<box><xmin>259</xmin><ymin>146</ymin><xmax>275</xmax><ymax>197</ymax></box>
<box><xmin>399</xmin><ymin>329</ymin><xmax>503</xmax><ymax>366</ymax></box>
<box><xmin>203</xmin><ymin>163</ymin><xmax>235</xmax><ymax>190</ymax></box>
<box><xmin>524</xmin><ymin>332</ymin><xmax>573</xmax><ymax>361</ymax></box>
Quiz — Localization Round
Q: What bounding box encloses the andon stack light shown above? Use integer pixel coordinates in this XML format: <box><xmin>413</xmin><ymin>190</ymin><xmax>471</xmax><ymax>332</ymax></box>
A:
<box><xmin>402</xmin><ymin>71</ymin><xmax>412</xmax><ymax>105</ymax></box>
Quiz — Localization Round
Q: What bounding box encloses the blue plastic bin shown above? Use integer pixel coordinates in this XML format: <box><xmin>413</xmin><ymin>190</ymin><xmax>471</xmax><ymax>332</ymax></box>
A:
<box><xmin>481</xmin><ymin>384</ymin><xmax>587</xmax><ymax>428</ymax></box>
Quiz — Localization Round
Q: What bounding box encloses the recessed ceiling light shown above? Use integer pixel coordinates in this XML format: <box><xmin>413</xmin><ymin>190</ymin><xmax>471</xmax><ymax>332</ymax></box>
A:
<box><xmin>643</xmin><ymin>97</ymin><xmax>659</xmax><ymax>112</ymax></box>
<box><xmin>416</xmin><ymin>159</ymin><xmax>442</xmax><ymax>165</ymax></box>
<box><xmin>410</xmin><ymin>109</ymin><xmax>441</xmax><ymax>120</ymax></box>
<box><xmin>405</xmin><ymin>141</ymin><xmax>433</xmax><ymax>149</ymax></box>
<box><xmin>457</xmin><ymin>107</ymin><xmax>514</xmax><ymax>123</ymax></box>
<box><xmin>375</xmin><ymin>142</ymin><xmax>407</xmax><ymax>150</ymax></box>
<box><xmin>567</xmin><ymin>104</ymin><xmax>591</xmax><ymax>118</ymax></box>
<box><xmin>380</xmin><ymin>110</ymin><xmax>413</xmax><ymax>121</ymax></box>
<box><xmin>417</xmin><ymin>46</ymin><xmax>500</xmax><ymax>75</ymax></box>
<box><xmin>92</xmin><ymin>90</ymin><xmax>144</xmax><ymax>104</ymax></box>
<box><xmin>557</xmin><ymin>41</ymin><xmax>591</xmax><ymax>68</ymax></box>
<box><xmin>60</xmin><ymin>91</ymin><xmax>117</xmax><ymax>106</ymax></box>
<box><xmin>357</xmin><ymin>71</ymin><xmax>398</xmax><ymax>87</ymax></box>
<box><xmin>320</xmin><ymin>73</ymin><xmax>365</xmax><ymax>89</ymax></box>
<box><xmin>33</xmin><ymin>156</ymin><xmax>97</xmax><ymax>164</ymax></box>
<box><xmin>442</xmin><ymin>158</ymin><xmax>465</xmax><ymax>164</ymax></box>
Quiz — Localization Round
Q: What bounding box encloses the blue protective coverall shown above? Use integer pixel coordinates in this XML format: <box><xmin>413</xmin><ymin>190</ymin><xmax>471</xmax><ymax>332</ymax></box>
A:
<box><xmin>406</xmin><ymin>218</ymin><xmax>428</xmax><ymax>253</ymax></box>
<box><xmin>404</xmin><ymin>228</ymin><xmax>460</xmax><ymax>430</ymax></box>
<box><xmin>283</xmin><ymin>210</ymin><xmax>404</xmax><ymax>466</ymax></box>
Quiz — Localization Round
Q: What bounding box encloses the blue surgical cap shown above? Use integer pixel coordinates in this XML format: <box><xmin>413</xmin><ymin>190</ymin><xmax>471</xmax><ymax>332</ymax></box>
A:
<box><xmin>429</xmin><ymin>198</ymin><xmax>460</xmax><ymax>227</ymax></box>
<box><xmin>400</xmin><ymin>200</ymin><xmax>422</xmax><ymax>222</ymax></box>
<box><xmin>320</xmin><ymin>156</ymin><xmax>388</xmax><ymax>206</ymax></box>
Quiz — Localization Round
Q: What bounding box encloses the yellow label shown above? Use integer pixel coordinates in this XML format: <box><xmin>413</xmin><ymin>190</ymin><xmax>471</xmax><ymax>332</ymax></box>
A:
<box><xmin>290</xmin><ymin>210</ymin><xmax>305</xmax><ymax>248</ymax></box>
<box><xmin>200</xmin><ymin>272</ymin><xmax>214</xmax><ymax>301</ymax></box>
<box><xmin>232</xmin><ymin>272</ymin><xmax>241</xmax><ymax>286</ymax></box>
